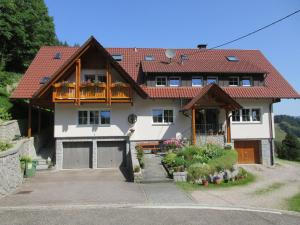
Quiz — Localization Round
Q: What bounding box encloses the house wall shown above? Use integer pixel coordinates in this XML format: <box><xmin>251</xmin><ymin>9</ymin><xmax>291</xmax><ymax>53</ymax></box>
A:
<box><xmin>231</xmin><ymin>99</ymin><xmax>274</xmax><ymax>140</ymax></box>
<box><xmin>54</xmin><ymin>94</ymin><xmax>191</xmax><ymax>141</ymax></box>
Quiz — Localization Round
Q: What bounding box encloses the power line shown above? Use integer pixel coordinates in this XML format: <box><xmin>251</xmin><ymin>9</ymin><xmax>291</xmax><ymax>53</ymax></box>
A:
<box><xmin>196</xmin><ymin>9</ymin><xmax>300</xmax><ymax>52</ymax></box>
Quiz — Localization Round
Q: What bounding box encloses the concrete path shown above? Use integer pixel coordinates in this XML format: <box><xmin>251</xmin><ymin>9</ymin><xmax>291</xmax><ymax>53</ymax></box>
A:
<box><xmin>191</xmin><ymin>160</ymin><xmax>300</xmax><ymax>210</ymax></box>
<box><xmin>142</xmin><ymin>154</ymin><xmax>172</xmax><ymax>183</ymax></box>
<box><xmin>0</xmin><ymin>168</ymin><xmax>192</xmax><ymax>207</ymax></box>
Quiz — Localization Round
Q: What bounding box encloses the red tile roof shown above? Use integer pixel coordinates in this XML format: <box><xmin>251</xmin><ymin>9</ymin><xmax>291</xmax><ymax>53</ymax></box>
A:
<box><xmin>11</xmin><ymin>44</ymin><xmax>300</xmax><ymax>99</ymax></box>
<box><xmin>141</xmin><ymin>59</ymin><xmax>267</xmax><ymax>74</ymax></box>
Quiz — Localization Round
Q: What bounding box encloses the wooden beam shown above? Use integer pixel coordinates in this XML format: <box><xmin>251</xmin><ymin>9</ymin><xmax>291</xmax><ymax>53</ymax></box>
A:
<box><xmin>28</xmin><ymin>102</ymin><xmax>32</xmax><ymax>138</ymax></box>
<box><xmin>226</xmin><ymin>110</ymin><xmax>231</xmax><ymax>143</ymax></box>
<box><xmin>75</xmin><ymin>59</ymin><xmax>81</xmax><ymax>105</ymax></box>
<box><xmin>38</xmin><ymin>107</ymin><xmax>41</xmax><ymax>133</ymax></box>
<box><xmin>107</xmin><ymin>62</ymin><xmax>112</xmax><ymax>105</ymax></box>
<box><xmin>192</xmin><ymin>108</ymin><xmax>196</xmax><ymax>145</ymax></box>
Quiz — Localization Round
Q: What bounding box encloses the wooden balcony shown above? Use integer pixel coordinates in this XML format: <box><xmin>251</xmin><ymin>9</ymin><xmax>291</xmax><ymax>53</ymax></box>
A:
<box><xmin>52</xmin><ymin>81</ymin><xmax>132</xmax><ymax>104</ymax></box>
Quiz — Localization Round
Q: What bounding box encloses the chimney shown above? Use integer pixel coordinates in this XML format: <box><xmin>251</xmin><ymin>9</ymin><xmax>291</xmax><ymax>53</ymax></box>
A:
<box><xmin>197</xmin><ymin>44</ymin><xmax>207</xmax><ymax>49</ymax></box>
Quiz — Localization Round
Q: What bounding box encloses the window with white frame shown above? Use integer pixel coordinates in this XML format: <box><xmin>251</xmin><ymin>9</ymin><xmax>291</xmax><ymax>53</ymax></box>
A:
<box><xmin>192</xmin><ymin>76</ymin><xmax>203</xmax><ymax>86</ymax></box>
<box><xmin>232</xmin><ymin>110</ymin><xmax>240</xmax><ymax>122</ymax></box>
<box><xmin>78</xmin><ymin>111</ymin><xmax>88</xmax><ymax>125</ymax></box>
<box><xmin>251</xmin><ymin>109</ymin><xmax>261</xmax><ymax>121</ymax></box>
<box><xmin>229</xmin><ymin>77</ymin><xmax>239</xmax><ymax>86</ymax></box>
<box><xmin>169</xmin><ymin>77</ymin><xmax>180</xmax><ymax>87</ymax></box>
<box><xmin>241</xmin><ymin>77</ymin><xmax>252</xmax><ymax>86</ymax></box>
<box><xmin>207</xmin><ymin>76</ymin><xmax>217</xmax><ymax>84</ymax></box>
<box><xmin>155</xmin><ymin>76</ymin><xmax>167</xmax><ymax>86</ymax></box>
<box><xmin>89</xmin><ymin>111</ymin><xmax>99</xmax><ymax>125</ymax></box>
<box><xmin>152</xmin><ymin>109</ymin><xmax>174</xmax><ymax>124</ymax></box>
<box><xmin>78</xmin><ymin>110</ymin><xmax>111</xmax><ymax>125</ymax></box>
<box><xmin>84</xmin><ymin>73</ymin><xmax>106</xmax><ymax>83</ymax></box>
<box><xmin>100</xmin><ymin>110</ymin><xmax>111</xmax><ymax>125</ymax></box>
<box><xmin>231</xmin><ymin>108</ymin><xmax>261</xmax><ymax>123</ymax></box>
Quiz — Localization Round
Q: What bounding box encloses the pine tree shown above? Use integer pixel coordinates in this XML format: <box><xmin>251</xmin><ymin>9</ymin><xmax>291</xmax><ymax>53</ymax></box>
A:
<box><xmin>281</xmin><ymin>133</ymin><xmax>300</xmax><ymax>161</ymax></box>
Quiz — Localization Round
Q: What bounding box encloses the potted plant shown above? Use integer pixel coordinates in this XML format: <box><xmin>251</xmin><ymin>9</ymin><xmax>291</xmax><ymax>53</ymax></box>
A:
<box><xmin>214</xmin><ymin>176</ymin><xmax>222</xmax><ymax>185</ymax></box>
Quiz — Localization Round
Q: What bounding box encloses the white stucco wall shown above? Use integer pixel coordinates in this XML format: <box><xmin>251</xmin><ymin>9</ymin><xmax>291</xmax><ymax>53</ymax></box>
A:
<box><xmin>54</xmin><ymin>95</ymin><xmax>191</xmax><ymax>141</ymax></box>
<box><xmin>231</xmin><ymin>99</ymin><xmax>274</xmax><ymax>140</ymax></box>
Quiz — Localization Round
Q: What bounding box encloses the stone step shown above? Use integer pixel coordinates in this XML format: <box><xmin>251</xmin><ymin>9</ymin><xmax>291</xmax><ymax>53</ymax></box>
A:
<box><xmin>36</xmin><ymin>164</ymin><xmax>49</xmax><ymax>170</ymax></box>
<box><xmin>140</xmin><ymin>178</ymin><xmax>173</xmax><ymax>184</ymax></box>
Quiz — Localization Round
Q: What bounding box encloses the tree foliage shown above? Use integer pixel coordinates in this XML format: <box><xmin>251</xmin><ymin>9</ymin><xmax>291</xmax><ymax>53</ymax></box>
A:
<box><xmin>276</xmin><ymin>134</ymin><xmax>300</xmax><ymax>161</ymax></box>
<box><xmin>0</xmin><ymin>0</ymin><xmax>60</xmax><ymax>73</ymax></box>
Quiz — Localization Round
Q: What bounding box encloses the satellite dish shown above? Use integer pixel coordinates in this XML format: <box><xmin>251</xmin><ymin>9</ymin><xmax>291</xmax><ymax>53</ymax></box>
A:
<box><xmin>165</xmin><ymin>49</ymin><xmax>176</xmax><ymax>62</ymax></box>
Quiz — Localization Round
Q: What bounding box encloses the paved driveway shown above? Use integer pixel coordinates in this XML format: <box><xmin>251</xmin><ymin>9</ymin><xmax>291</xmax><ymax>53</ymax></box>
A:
<box><xmin>0</xmin><ymin>169</ymin><xmax>193</xmax><ymax>207</ymax></box>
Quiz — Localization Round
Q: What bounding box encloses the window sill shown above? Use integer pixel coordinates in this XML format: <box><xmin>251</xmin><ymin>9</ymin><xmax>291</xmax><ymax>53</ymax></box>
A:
<box><xmin>152</xmin><ymin>123</ymin><xmax>174</xmax><ymax>126</ymax></box>
<box><xmin>232</xmin><ymin>121</ymin><xmax>262</xmax><ymax>124</ymax></box>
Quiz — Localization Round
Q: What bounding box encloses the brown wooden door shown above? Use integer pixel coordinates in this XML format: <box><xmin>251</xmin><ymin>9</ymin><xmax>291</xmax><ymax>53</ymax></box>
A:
<box><xmin>234</xmin><ymin>140</ymin><xmax>260</xmax><ymax>164</ymax></box>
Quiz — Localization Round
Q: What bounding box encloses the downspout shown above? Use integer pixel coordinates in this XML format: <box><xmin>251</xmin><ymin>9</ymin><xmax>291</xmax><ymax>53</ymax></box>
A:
<box><xmin>268</xmin><ymin>101</ymin><xmax>274</xmax><ymax>166</ymax></box>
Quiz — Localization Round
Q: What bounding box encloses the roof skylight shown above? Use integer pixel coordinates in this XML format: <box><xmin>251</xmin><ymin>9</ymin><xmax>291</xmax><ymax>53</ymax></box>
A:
<box><xmin>145</xmin><ymin>55</ymin><xmax>154</xmax><ymax>61</ymax></box>
<box><xmin>54</xmin><ymin>52</ymin><xmax>61</xmax><ymax>59</ymax></box>
<box><xmin>112</xmin><ymin>54</ymin><xmax>123</xmax><ymax>61</ymax></box>
<box><xmin>226</xmin><ymin>56</ymin><xmax>239</xmax><ymax>62</ymax></box>
<box><xmin>180</xmin><ymin>54</ymin><xmax>189</xmax><ymax>60</ymax></box>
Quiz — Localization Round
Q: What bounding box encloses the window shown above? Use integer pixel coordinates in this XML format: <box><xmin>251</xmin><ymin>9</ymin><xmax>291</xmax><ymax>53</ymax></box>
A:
<box><xmin>242</xmin><ymin>109</ymin><xmax>250</xmax><ymax>121</ymax></box>
<box><xmin>180</xmin><ymin>54</ymin><xmax>189</xmax><ymax>60</ymax></box>
<box><xmin>100</xmin><ymin>110</ymin><xmax>110</xmax><ymax>125</ymax></box>
<box><xmin>145</xmin><ymin>55</ymin><xmax>154</xmax><ymax>61</ymax></box>
<box><xmin>163</xmin><ymin>110</ymin><xmax>174</xmax><ymax>123</ymax></box>
<box><xmin>232</xmin><ymin>110</ymin><xmax>240</xmax><ymax>122</ymax></box>
<box><xmin>241</xmin><ymin>77</ymin><xmax>251</xmax><ymax>86</ymax></box>
<box><xmin>192</xmin><ymin>76</ymin><xmax>203</xmax><ymax>86</ymax></box>
<box><xmin>207</xmin><ymin>77</ymin><xmax>217</xmax><ymax>85</ymax></box>
<box><xmin>89</xmin><ymin>111</ymin><xmax>99</xmax><ymax>125</ymax></box>
<box><xmin>229</xmin><ymin>77</ymin><xmax>239</xmax><ymax>86</ymax></box>
<box><xmin>97</xmin><ymin>75</ymin><xmax>106</xmax><ymax>83</ymax></box>
<box><xmin>155</xmin><ymin>76</ymin><xmax>167</xmax><ymax>86</ymax></box>
<box><xmin>152</xmin><ymin>109</ymin><xmax>174</xmax><ymax>124</ymax></box>
<box><xmin>169</xmin><ymin>77</ymin><xmax>180</xmax><ymax>87</ymax></box>
<box><xmin>78</xmin><ymin>111</ymin><xmax>88</xmax><ymax>125</ymax></box>
<box><xmin>252</xmin><ymin>109</ymin><xmax>261</xmax><ymax>122</ymax></box>
<box><xmin>84</xmin><ymin>74</ymin><xmax>96</xmax><ymax>82</ymax></box>
<box><xmin>112</xmin><ymin>54</ymin><xmax>123</xmax><ymax>61</ymax></box>
<box><xmin>226</xmin><ymin>56</ymin><xmax>239</xmax><ymax>62</ymax></box>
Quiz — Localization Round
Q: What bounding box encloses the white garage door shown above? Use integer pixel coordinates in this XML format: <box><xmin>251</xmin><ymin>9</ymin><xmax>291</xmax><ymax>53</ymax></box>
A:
<box><xmin>63</xmin><ymin>142</ymin><xmax>92</xmax><ymax>169</ymax></box>
<box><xmin>97</xmin><ymin>141</ymin><xmax>126</xmax><ymax>168</ymax></box>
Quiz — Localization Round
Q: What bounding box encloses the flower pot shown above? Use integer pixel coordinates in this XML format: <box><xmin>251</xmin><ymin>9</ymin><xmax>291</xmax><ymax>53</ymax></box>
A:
<box><xmin>202</xmin><ymin>180</ymin><xmax>209</xmax><ymax>186</ymax></box>
<box><xmin>215</xmin><ymin>178</ymin><xmax>222</xmax><ymax>185</ymax></box>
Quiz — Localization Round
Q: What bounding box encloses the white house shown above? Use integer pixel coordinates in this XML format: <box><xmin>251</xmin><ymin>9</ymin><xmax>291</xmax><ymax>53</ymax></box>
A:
<box><xmin>12</xmin><ymin>37</ymin><xmax>300</xmax><ymax>170</ymax></box>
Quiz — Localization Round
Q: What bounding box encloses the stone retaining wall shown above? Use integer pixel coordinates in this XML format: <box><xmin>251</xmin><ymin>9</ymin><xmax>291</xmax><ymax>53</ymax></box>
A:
<box><xmin>0</xmin><ymin>141</ymin><xmax>23</xmax><ymax>196</ymax></box>
<box><xmin>196</xmin><ymin>135</ymin><xmax>225</xmax><ymax>147</ymax></box>
<box><xmin>0</xmin><ymin>119</ymin><xmax>27</xmax><ymax>142</ymax></box>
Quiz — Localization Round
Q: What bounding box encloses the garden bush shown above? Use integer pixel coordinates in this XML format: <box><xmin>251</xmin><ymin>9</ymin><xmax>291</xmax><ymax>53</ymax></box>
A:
<box><xmin>136</xmin><ymin>145</ymin><xmax>144</xmax><ymax>168</ymax></box>
<box><xmin>163</xmin><ymin>138</ymin><xmax>184</xmax><ymax>151</ymax></box>
<box><xmin>187</xmin><ymin>163</ymin><xmax>212</xmax><ymax>182</ymax></box>
<box><xmin>162</xmin><ymin>152</ymin><xmax>177</xmax><ymax>167</ymax></box>
<box><xmin>207</xmin><ymin>149</ymin><xmax>237</xmax><ymax>172</ymax></box>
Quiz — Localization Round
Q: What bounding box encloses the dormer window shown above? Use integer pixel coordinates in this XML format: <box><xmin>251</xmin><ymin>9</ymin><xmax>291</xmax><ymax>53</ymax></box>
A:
<box><xmin>54</xmin><ymin>52</ymin><xmax>61</xmax><ymax>59</ymax></box>
<box><xmin>180</xmin><ymin>54</ymin><xmax>189</xmax><ymax>60</ymax></box>
<box><xmin>112</xmin><ymin>54</ymin><xmax>123</xmax><ymax>61</ymax></box>
<box><xmin>192</xmin><ymin>76</ymin><xmax>203</xmax><ymax>86</ymax></box>
<box><xmin>155</xmin><ymin>76</ymin><xmax>167</xmax><ymax>86</ymax></box>
<box><xmin>207</xmin><ymin>76</ymin><xmax>218</xmax><ymax>85</ymax></box>
<box><xmin>169</xmin><ymin>77</ymin><xmax>181</xmax><ymax>87</ymax></box>
<box><xmin>229</xmin><ymin>77</ymin><xmax>239</xmax><ymax>86</ymax></box>
<box><xmin>145</xmin><ymin>55</ymin><xmax>154</xmax><ymax>61</ymax></box>
<box><xmin>226</xmin><ymin>56</ymin><xmax>239</xmax><ymax>62</ymax></box>
<box><xmin>241</xmin><ymin>77</ymin><xmax>252</xmax><ymax>86</ymax></box>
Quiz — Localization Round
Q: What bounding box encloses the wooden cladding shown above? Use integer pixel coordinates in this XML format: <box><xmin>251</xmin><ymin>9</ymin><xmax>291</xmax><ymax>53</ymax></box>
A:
<box><xmin>52</xmin><ymin>61</ymin><xmax>132</xmax><ymax>104</ymax></box>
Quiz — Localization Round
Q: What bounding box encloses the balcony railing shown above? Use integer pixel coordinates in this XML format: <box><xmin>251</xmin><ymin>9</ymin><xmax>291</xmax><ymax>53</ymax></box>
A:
<box><xmin>196</xmin><ymin>123</ymin><xmax>224</xmax><ymax>135</ymax></box>
<box><xmin>52</xmin><ymin>81</ymin><xmax>132</xmax><ymax>103</ymax></box>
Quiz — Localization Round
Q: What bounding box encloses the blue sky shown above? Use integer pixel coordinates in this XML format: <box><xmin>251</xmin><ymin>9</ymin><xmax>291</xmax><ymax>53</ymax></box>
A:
<box><xmin>45</xmin><ymin>0</ymin><xmax>300</xmax><ymax>116</ymax></box>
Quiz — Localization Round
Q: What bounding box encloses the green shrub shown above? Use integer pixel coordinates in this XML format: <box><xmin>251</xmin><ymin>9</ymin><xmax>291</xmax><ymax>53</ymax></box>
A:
<box><xmin>134</xmin><ymin>165</ymin><xmax>140</xmax><ymax>173</ymax></box>
<box><xmin>0</xmin><ymin>141</ymin><xmax>12</xmax><ymax>152</ymax></box>
<box><xmin>162</xmin><ymin>152</ymin><xmax>177</xmax><ymax>167</ymax></box>
<box><xmin>136</xmin><ymin>145</ymin><xmax>145</xmax><ymax>168</ymax></box>
<box><xmin>187</xmin><ymin>163</ymin><xmax>212</xmax><ymax>182</ymax></box>
<box><xmin>174</xmin><ymin>156</ymin><xmax>186</xmax><ymax>167</ymax></box>
<box><xmin>20</xmin><ymin>155</ymin><xmax>32</xmax><ymax>162</ymax></box>
<box><xmin>208</xmin><ymin>149</ymin><xmax>238</xmax><ymax>172</ymax></box>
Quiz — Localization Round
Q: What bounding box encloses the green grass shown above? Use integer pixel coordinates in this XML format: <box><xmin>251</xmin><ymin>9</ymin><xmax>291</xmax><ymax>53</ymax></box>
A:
<box><xmin>287</xmin><ymin>192</ymin><xmax>300</xmax><ymax>212</ymax></box>
<box><xmin>176</xmin><ymin>172</ymin><xmax>255</xmax><ymax>192</ymax></box>
<box><xmin>252</xmin><ymin>182</ymin><xmax>284</xmax><ymax>195</ymax></box>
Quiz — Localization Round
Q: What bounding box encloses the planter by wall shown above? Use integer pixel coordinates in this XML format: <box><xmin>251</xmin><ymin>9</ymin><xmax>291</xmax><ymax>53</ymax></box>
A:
<box><xmin>173</xmin><ymin>171</ymin><xmax>187</xmax><ymax>182</ymax></box>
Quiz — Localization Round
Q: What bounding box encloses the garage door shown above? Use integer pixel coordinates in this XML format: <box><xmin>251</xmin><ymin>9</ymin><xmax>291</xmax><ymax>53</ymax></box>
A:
<box><xmin>234</xmin><ymin>140</ymin><xmax>260</xmax><ymax>164</ymax></box>
<box><xmin>97</xmin><ymin>141</ymin><xmax>126</xmax><ymax>168</ymax></box>
<box><xmin>63</xmin><ymin>142</ymin><xmax>92</xmax><ymax>169</ymax></box>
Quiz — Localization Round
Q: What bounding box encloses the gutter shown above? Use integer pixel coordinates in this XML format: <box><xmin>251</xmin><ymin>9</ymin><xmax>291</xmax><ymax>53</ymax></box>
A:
<box><xmin>268</xmin><ymin>100</ymin><xmax>275</xmax><ymax>166</ymax></box>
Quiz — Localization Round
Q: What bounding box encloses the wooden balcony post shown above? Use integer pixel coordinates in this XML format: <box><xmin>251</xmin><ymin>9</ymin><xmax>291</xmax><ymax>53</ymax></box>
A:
<box><xmin>192</xmin><ymin>108</ymin><xmax>196</xmax><ymax>145</ymax></box>
<box><xmin>226</xmin><ymin>110</ymin><xmax>231</xmax><ymax>143</ymax></box>
<box><xmin>27</xmin><ymin>101</ymin><xmax>32</xmax><ymax>138</ymax></box>
<box><xmin>75</xmin><ymin>59</ymin><xmax>81</xmax><ymax>104</ymax></box>
<box><xmin>106</xmin><ymin>62</ymin><xmax>111</xmax><ymax>105</ymax></box>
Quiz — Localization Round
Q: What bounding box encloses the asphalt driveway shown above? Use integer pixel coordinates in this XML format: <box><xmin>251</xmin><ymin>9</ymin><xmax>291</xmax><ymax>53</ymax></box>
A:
<box><xmin>0</xmin><ymin>169</ymin><xmax>193</xmax><ymax>207</ymax></box>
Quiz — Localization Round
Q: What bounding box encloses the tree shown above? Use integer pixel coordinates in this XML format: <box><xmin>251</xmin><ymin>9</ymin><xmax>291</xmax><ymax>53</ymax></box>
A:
<box><xmin>0</xmin><ymin>0</ymin><xmax>60</xmax><ymax>73</ymax></box>
<box><xmin>280</xmin><ymin>134</ymin><xmax>300</xmax><ymax>161</ymax></box>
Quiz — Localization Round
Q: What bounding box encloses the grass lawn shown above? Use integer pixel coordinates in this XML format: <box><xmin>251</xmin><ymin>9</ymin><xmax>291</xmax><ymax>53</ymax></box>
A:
<box><xmin>287</xmin><ymin>192</ymin><xmax>300</xmax><ymax>212</ymax></box>
<box><xmin>275</xmin><ymin>157</ymin><xmax>300</xmax><ymax>166</ymax></box>
<box><xmin>176</xmin><ymin>172</ymin><xmax>255</xmax><ymax>192</ymax></box>
<box><xmin>252</xmin><ymin>182</ymin><xmax>284</xmax><ymax>195</ymax></box>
